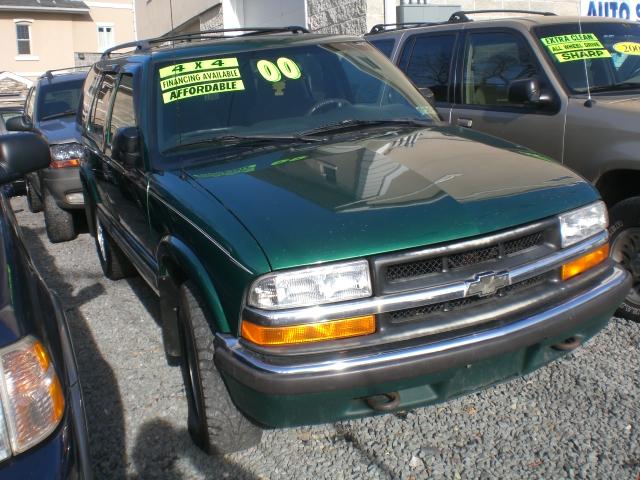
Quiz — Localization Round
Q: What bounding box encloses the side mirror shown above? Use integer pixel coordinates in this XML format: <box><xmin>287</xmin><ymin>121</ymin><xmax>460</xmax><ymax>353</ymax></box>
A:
<box><xmin>418</xmin><ymin>86</ymin><xmax>436</xmax><ymax>105</ymax></box>
<box><xmin>112</xmin><ymin>126</ymin><xmax>140</xmax><ymax>167</ymax></box>
<box><xmin>0</xmin><ymin>132</ymin><xmax>50</xmax><ymax>185</ymax></box>
<box><xmin>507</xmin><ymin>77</ymin><xmax>554</xmax><ymax>108</ymax></box>
<box><xmin>5</xmin><ymin>115</ymin><xmax>33</xmax><ymax>132</ymax></box>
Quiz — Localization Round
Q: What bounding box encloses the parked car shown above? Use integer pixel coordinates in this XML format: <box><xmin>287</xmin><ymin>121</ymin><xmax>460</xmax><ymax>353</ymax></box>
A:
<box><xmin>0</xmin><ymin>104</ymin><xmax>26</xmax><ymax>196</ymax></box>
<box><xmin>79</xmin><ymin>27</ymin><xmax>629</xmax><ymax>454</ymax></box>
<box><xmin>367</xmin><ymin>11</ymin><xmax>640</xmax><ymax>322</ymax></box>
<box><xmin>7</xmin><ymin>70</ymin><xmax>87</xmax><ymax>243</ymax></box>
<box><xmin>0</xmin><ymin>132</ymin><xmax>90</xmax><ymax>478</ymax></box>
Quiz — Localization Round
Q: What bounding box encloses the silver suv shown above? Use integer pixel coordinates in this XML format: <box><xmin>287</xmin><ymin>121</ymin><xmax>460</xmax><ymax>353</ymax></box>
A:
<box><xmin>368</xmin><ymin>10</ymin><xmax>640</xmax><ymax>322</ymax></box>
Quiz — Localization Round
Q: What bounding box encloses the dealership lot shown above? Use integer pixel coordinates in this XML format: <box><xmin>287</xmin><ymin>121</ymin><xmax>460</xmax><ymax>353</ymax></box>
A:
<box><xmin>11</xmin><ymin>195</ymin><xmax>640</xmax><ymax>479</ymax></box>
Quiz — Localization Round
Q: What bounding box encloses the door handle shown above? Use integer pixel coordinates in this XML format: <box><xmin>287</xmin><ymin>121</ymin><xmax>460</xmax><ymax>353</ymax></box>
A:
<box><xmin>457</xmin><ymin>118</ymin><xmax>473</xmax><ymax>128</ymax></box>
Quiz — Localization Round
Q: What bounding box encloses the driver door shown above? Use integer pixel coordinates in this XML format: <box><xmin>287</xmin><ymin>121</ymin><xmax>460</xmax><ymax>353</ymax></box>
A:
<box><xmin>450</xmin><ymin>29</ymin><xmax>566</xmax><ymax>161</ymax></box>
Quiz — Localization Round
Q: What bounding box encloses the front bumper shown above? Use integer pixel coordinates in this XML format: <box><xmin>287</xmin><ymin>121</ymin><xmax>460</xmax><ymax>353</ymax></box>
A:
<box><xmin>216</xmin><ymin>264</ymin><xmax>630</xmax><ymax>427</ymax></box>
<box><xmin>41</xmin><ymin>167</ymin><xmax>84</xmax><ymax>210</ymax></box>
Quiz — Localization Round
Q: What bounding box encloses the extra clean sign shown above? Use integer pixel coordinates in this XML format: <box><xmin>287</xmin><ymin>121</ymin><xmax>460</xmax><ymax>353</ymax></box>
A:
<box><xmin>581</xmin><ymin>1</ymin><xmax>640</xmax><ymax>21</ymax></box>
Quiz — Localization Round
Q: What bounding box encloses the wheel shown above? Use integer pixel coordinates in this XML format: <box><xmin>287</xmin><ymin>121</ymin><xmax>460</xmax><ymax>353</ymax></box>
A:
<box><xmin>43</xmin><ymin>187</ymin><xmax>77</xmax><ymax>243</ymax></box>
<box><xmin>26</xmin><ymin>179</ymin><xmax>42</xmax><ymax>213</ymax></box>
<box><xmin>609</xmin><ymin>197</ymin><xmax>640</xmax><ymax>322</ymax></box>
<box><xmin>94</xmin><ymin>213</ymin><xmax>135</xmax><ymax>280</ymax></box>
<box><xmin>178</xmin><ymin>281</ymin><xmax>262</xmax><ymax>454</ymax></box>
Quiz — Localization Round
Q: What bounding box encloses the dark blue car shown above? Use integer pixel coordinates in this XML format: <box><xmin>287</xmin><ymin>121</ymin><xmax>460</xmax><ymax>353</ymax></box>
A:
<box><xmin>0</xmin><ymin>132</ymin><xmax>91</xmax><ymax>479</ymax></box>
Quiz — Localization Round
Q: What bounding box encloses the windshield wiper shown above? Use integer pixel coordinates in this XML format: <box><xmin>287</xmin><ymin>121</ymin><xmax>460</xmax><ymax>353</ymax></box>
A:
<box><xmin>298</xmin><ymin>119</ymin><xmax>431</xmax><ymax>137</ymax></box>
<box><xmin>163</xmin><ymin>134</ymin><xmax>321</xmax><ymax>154</ymax></box>
<box><xmin>39</xmin><ymin>109</ymin><xmax>77</xmax><ymax>121</ymax></box>
<box><xmin>586</xmin><ymin>82</ymin><xmax>640</xmax><ymax>93</ymax></box>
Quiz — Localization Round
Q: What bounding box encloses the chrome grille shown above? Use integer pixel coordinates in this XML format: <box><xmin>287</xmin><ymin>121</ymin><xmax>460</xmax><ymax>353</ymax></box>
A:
<box><xmin>383</xmin><ymin>230</ymin><xmax>548</xmax><ymax>284</ymax></box>
<box><xmin>386</xmin><ymin>273</ymin><xmax>550</xmax><ymax>324</ymax></box>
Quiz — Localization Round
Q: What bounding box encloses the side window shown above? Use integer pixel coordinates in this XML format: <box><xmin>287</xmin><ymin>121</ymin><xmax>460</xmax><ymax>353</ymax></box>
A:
<box><xmin>402</xmin><ymin>34</ymin><xmax>456</xmax><ymax>103</ymax></box>
<box><xmin>81</xmin><ymin>67</ymin><xmax>99</xmax><ymax>127</ymax></box>
<box><xmin>87</xmin><ymin>73</ymin><xmax>115</xmax><ymax>146</ymax></box>
<box><xmin>25</xmin><ymin>88</ymin><xmax>35</xmax><ymax>120</ymax></box>
<box><xmin>462</xmin><ymin>31</ymin><xmax>541</xmax><ymax>107</ymax></box>
<box><xmin>106</xmin><ymin>74</ymin><xmax>136</xmax><ymax>151</ymax></box>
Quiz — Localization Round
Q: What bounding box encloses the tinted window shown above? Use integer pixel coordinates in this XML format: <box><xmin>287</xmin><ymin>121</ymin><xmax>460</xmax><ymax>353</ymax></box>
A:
<box><xmin>81</xmin><ymin>67</ymin><xmax>100</xmax><ymax>126</ymax></box>
<box><xmin>403</xmin><ymin>35</ymin><xmax>455</xmax><ymax>102</ymax></box>
<box><xmin>25</xmin><ymin>88</ymin><xmax>35</xmax><ymax>120</ymax></box>
<box><xmin>368</xmin><ymin>38</ymin><xmax>395</xmax><ymax>58</ymax></box>
<box><xmin>107</xmin><ymin>74</ymin><xmax>135</xmax><ymax>148</ymax></box>
<box><xmin>87</xmin><ymin>73</ymin><xmax>116</xmax><ymax>146</ymax></box>
<box><xmin>462</xmin><ymin>31</ymin><xmax>541</xmax><ymax>107</ymax></box>
<box><xmin>37</xmin><ymin>78</ymin><xmax>84</xmax><ymax>121</ymax></box>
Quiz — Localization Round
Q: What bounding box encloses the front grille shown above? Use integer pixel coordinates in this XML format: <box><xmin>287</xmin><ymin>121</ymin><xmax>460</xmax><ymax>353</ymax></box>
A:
<box><xmin>387</xmin><ymin>273</ymin><xmax>550</xmax><ymax>324</ymax></box>
<box><xmin>384</xmin><ymin>230</ymin><xmax>545</xmax><ymax>283</ymax></box>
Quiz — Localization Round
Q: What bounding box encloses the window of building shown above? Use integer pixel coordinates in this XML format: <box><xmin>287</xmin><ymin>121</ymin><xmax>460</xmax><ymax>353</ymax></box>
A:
<box><xmin>97</xmin><ymin>24</ymin><xmax>115</xmax><ymax>52</ymax></box>
<box><xmin>16</xmin><ymin>22</ymin><xmax>31</xmax><ymax>55</ymax></box>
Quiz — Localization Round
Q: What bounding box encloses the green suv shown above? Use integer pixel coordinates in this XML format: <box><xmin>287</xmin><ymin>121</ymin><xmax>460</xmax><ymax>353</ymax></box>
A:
<box><xmin>79</xmin><ymin>27</ymin><xmax>629</xmax><ymax>454</ymax></box>
<box><xmin>367</xmin><ymin>11</ymin><xmax>640</xmax><ymax>321</ymax></box>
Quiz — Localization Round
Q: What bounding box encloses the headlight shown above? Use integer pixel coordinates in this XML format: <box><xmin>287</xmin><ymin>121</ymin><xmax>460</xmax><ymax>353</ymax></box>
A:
<box><xmin>558</xmin><ymin>201</ymin><xmax>608</xmax><ymax>248</ymax></box>
<box><xmin>50</xmin><ymin>143</ymin><xmax>83</xmax><ymax>168</ymax></box>
<box><xmin>248</xmin><ymin>259</ymin><xmax>372</xmax><ymax>310</ymax></box>
<box><xmin>0</xmin><ymin>337</ymin><xmax>65</xmax><ymax>459</ymax></box>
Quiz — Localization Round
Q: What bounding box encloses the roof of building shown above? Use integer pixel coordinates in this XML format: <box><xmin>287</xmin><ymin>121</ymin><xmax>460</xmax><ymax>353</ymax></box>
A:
<box><xmin>0</xmin><ymin>0</ymin><xmax>89</xmax><ymax>13</ymax></box>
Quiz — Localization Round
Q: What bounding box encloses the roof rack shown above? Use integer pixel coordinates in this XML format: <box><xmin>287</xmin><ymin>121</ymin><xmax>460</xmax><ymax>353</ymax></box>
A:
<box><xmin>367</xmin><ymin>22</ymin><xmax>439</xmax><ymax>34</ymax></box>
<box><xmin>41</xmin><ymin>66</ymin><xmax>90</xmax><ymax>79</ymax></box>
<box><xmin>448</xmin><ymin>10</ymin><xmax>556</xmax><ymax>23</ymax></box>
<box><xmin>101</xmin><ymin>26</ymin><xmax>310</xmax><ymax>60</ymax></box>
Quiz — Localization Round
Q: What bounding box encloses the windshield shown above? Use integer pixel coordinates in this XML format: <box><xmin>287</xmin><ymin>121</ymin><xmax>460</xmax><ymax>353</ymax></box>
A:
<box><xmin>37</xmin><ymin>78</ymin><xmax>84</xmax><ymax>121</ymax></box>
<box><xmin>535</xmin><ymin>22</ymin><xmax>640</xmax><ymax>94</ymax></box>
<box><xmin>155</xmin><ymin>41</ymin><xmax>437</xmax><ymax>154</ymax></box>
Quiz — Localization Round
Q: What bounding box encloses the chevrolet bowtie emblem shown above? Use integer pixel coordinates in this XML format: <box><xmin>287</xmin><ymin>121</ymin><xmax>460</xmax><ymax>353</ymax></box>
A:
<box><xmin>465</xmin><ymin>271</ymin><xmax>510</xmax><ymax>298</ymax></box>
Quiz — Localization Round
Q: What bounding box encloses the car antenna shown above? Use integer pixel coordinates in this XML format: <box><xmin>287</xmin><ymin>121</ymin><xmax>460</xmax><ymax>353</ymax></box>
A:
<box><xmin>577</xmin><ymin>5</ymin><xmax>594</xmax><ymax>107</ymax></box>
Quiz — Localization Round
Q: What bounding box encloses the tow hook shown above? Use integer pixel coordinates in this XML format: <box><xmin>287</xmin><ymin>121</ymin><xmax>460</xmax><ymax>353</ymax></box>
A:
<box><xmin>365</xmin><ymin>392</ymin><xmax>401</xmax><ymax>412</ymax></box>
<box><xmin>551</xmin><ymin>336</ymin><xmax>583</xmax><ymax>352</ymax></box>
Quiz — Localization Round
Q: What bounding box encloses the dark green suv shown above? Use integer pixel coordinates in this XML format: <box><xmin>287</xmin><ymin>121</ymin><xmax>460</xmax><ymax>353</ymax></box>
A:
<box><xmin>79</xmin><ymin>26</ymin><xmax>629</xmax><ymax>454</ymax></box>
<box><xmin>367</xmin><ymin>11</ymin><xmax>640</xmax><ymax>321</ymax></box>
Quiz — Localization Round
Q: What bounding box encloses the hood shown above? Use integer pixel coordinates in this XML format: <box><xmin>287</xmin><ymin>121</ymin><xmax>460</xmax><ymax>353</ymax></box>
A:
<box><xmin>36</xmin><ymin>115</ymin><xmax>82</xmax><ymax>145</ymax></box>
<box><xmin>185</xmin><ymin>126</ymin><xmax>598</xmax><ymax>270</ymax></box>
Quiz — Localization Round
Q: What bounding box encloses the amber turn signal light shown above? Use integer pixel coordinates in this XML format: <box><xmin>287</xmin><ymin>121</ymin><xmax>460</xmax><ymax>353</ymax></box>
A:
<box><xmin>50</xmin><ymin>158</ymin><xmax>80</xmax><ymax>169</ymax></box>
<box><xmin>561</xmin><ymin>244</ymin><xmax>609</xmax><ymax>281</ymax></box>
<box><xmin>241</xmin><ymin>315</ymin><xmax>376</xmax><ymax>346</ymax></box>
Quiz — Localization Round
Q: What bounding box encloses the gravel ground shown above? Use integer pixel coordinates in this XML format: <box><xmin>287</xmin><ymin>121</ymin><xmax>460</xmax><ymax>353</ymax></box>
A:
<box><xmin>11</xmin><ymin>195</ymin><xmax>640</xmax><ymax>480</ymax></box>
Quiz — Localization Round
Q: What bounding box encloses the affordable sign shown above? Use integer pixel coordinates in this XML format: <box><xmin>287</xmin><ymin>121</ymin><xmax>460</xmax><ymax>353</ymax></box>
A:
<box><xmin>581</xmin><ymin>1</ymin><xmax>640</xmax><ymax>21</ymax></box>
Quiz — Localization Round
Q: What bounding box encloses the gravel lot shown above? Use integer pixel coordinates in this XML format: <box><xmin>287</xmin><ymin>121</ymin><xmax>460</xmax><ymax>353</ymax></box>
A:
<box><xmin>11</xmin><ymin>195</ymin><xmax>640</xmax><ymax>479</ymax></box>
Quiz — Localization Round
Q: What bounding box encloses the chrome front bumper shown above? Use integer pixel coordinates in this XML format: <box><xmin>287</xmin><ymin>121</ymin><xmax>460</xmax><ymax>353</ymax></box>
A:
<box><xmin>216</xmin><ymin>264</ymin><xmax>629</xmax><ymax>395</ymax></box>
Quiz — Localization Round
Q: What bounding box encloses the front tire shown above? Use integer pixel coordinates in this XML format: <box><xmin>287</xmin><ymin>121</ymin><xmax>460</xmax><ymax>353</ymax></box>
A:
<box><xmin>94</xmin><ymin>214</ymin><xmax>135</xmax><ymax>280</ymax></box>
<box><xmin>178</xmin><ymin>281</ymin><xmax>262</xmax><ymax>454</ymax></box>
<box><xmin>609</xmin><ymin>197</ymin><xmax>640</xmax><ymax>322</ymax></box>
<box><xmin>43</xmin><ymin>187</ymin><xmax>77</xmax><ymax>243</ymax></box>
<box><xmin>26</xmin><ymin>180</ymin><xmax>42</xmax><ymax>213</ymax></box>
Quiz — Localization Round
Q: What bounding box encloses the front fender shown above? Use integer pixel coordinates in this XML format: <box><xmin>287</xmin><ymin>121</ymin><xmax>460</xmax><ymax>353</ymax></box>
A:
<box><xmin>157</xmin><ymin>235</ymin><xmax>231</xmax><ymax>333</ymax></box>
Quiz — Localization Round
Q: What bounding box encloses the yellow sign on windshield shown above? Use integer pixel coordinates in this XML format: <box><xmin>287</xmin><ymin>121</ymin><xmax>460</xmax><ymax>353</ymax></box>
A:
<box><xmin>540</xmin><ymin>33</ymin><xmax>611</xmax><ymax>63</ymax></box>
<box><xmin>159</xmin><ymin>57</ymin><xmax>239</xmax><ymax>78</ymax></box>
<box><xmin>613</xmin><ymin>41</ymin><xmax>640</xmax><ymax>56</ymax></box>
<box><xmin>159</xmin><ymin>57</ymin><xmax>245</xmax><ymax>104</ymax></box>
